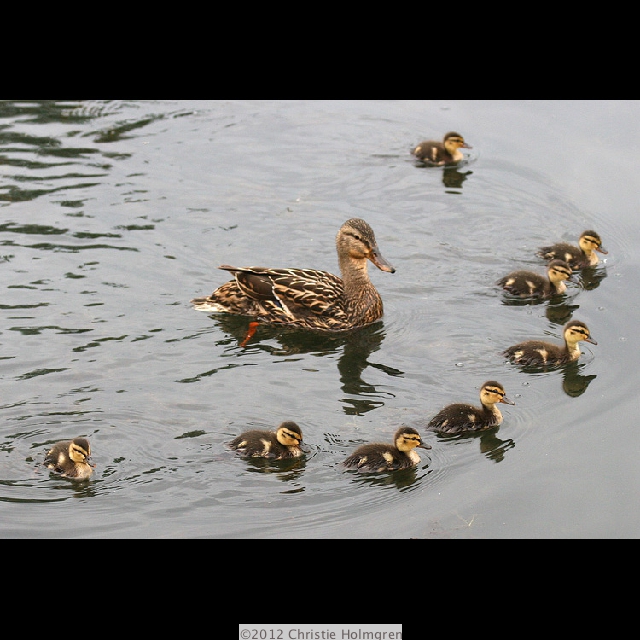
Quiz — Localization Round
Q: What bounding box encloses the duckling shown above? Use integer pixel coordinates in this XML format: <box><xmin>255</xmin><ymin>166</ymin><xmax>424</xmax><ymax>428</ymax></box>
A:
<box><xmin>343</xmin><ymin>426</ymin><xmax>431</xmax><ymax>473</ymax></box>
<box><xmin>411</xmin><ymin>131</ymin><xmax>471</xmax><ymax>166</ymax></box>
<box><xmin>503</xmin><ymin>320</ymin><xmax>596</xmax><ymax>367</ymax></box>
<box><xmin>497</xmin><ymin>259</ymin><xmax>573</xmax><ymax>298</ymax></box>
<box><xmin>44</xmin><ymin>437</ymin><xmax>93</xmax><ymax>480</ymax></box>
<box><xmin>426</xmin><ymin>381</ymin><xmax>515</xmax><ymax>434</ymax></box>
<box><xmin>228</xmin><ymin>421</ymin><xmax>304</xmax><ymax>459</ymax></box>
<box><xmin>537</xmin><ymin>230</ymin><xmax>607</xmax><ymax>269</ymax></box>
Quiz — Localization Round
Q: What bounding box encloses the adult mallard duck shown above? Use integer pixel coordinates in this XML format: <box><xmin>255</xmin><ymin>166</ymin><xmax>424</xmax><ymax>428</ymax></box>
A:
<box><xmin>44</xmin><ymin>437</ymin><xmax>94</xmax><ymax>480</ymax></box>
<box><xmin>191</xmin><ymin>218</ymin><xmax>395</xmax><ymax>341</ymax></box>
<box><xmin>497</xmin><ymin>259</ymin><xmax>574</xmax><ymax>298</ymax></box>
<box><xmin>228</xmin><ymin>421</ymin><xmax>304</xmax><ymax>459</ymax></box>
<box><xmin>537</xmin><ymin>230</ymin><xmax>607</xmax><ymax>269</ymax></box>
<box><xmin>343</xmin><ymin>426</ymin><xmax>431</xmax><ymax>473</ymax></box>
<box><xmin>426</xmin><ymin>381</ymin><xmax>515</xmax><ymax>434</ymax></box>
<box><xmin>503</xmin><ymin>320</ymin><xmax>596</xmax><ymax>367</ymax></box>
<box><xmin>411</xmin><ymin>131</ymin><xmax>472</xmax><ymax>166</ymax></box>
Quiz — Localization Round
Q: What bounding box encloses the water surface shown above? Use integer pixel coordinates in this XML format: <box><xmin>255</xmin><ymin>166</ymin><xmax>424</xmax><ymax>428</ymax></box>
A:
<box><xmin>1</xmin><ymin>100</ymin><xmax>638</xmax><ymax>538</ymax></box>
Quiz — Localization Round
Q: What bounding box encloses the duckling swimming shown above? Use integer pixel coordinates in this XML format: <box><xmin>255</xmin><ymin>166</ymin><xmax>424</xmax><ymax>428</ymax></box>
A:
<box><xmin>44</xmin><ymin>437</ymin><xmax>93</xmax><ymax>480</ymax></box>
<box><xmin>343</xmin><ymin>426</ymin><xmax>431</xmax><ymax>473</ymax></box>
<box><xmin>503</xmin><ymin>320</ymin><xmax>596</xmax><ymax>367</ymax></box>
<box><xmin>497</xmin><ymin>259</ymin><xmax>573</xmax><ymax>298</ymax></box>
<box><xmin>537</xmin><ymin>230</ymin><xmax>607</xmax><ymax>269</ymax></box>
<box><xmin>426</xmin><ymin>381</ymin><xmax>515</xmax><ymax>434</ymax></box>
<box><xmin>411</xmin><ymin>131</ymin><xmax>471</xmax><ymax>166</ymax></box>
<box><xmin>228</xmin><ymin>421</ymin><xmax>304</xmax><ymax>459</ymax></box>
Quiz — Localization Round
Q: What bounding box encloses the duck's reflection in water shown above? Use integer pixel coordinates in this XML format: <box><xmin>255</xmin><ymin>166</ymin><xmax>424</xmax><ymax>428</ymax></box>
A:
<box><xmin>208</xmin><ymin>317</ymin><xmax>403</xmax><ymax>415</ymax></box>
<box><xmin>435</xmin><ymin>427</ymin><xmax>515</xmax><ymax>463</ymax></box>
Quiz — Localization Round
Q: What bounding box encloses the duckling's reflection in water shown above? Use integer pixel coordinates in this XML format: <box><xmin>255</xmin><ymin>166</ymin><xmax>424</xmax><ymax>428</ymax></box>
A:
<box><xmin>435</xmin><ymin>428</ymin><xmax>515</xmax><ymax>463</ymax></box>
<box><xmin>209</xmin><ymin>317</ymin><xmax>402</xmax><ymax>415</ymax></box>
<box><xmin>577</xmin><ymin>265</ymin><xmax>607</xmax><ymax>291</ymax></box>
<box><xmin>500</xmin><ymin>292</ymin><xmax>580</xmax><ymax>326</ymax></box>
<box><xmin>562</xmin><ymin>361</ymin><xmax>597</xmax><ymax>397</ymax></box>
<box><xmin>346</xmin><ymin>464</ymin><xmax>432</xmax><ymax>491</ymax></box>
<box><xmin>442</xmin><ymin>166</ymin><xmax>473</xmax><ymax>192</ymax></box>
<box><xmin>239</xmin><ymin>455</ymin><xmax>307</xmax><ymax>485</ymax></box>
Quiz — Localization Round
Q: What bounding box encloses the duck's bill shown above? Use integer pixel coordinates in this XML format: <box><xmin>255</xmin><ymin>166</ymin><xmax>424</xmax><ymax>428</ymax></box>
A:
<box><xmin>585</xmin><ymin>337</ymin><xmax>598</xmax><ymax>345</ymax></box>
<box><xmin>418</xmin><ymin>442</ymin><xmax>432</xmax><ymax>450</ymax></box>
<box><xmin>597</xmin><ymin>246</ymin><xmax>608</xmax><ymax>254</ymax></box>
<box><xmin>500</xmin><ymin>396</ymin><xmax>516</xmax><ymax>405</ymax></box>
<box><xmin>462</xmin><ymin>143</ymin><xmax>473</xmax><ymax>148</ymax></box>
<box><xmin>370</xmin><ymin>248</ymin><xmax>396</xmax><ymax>273</ymax></box>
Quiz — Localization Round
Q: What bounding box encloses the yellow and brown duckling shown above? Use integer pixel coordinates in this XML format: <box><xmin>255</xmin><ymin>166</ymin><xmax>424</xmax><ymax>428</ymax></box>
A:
<box><xmin>497</xmin><ymin>259</ymin><xmax>573</xmax><ymax>298</ymax></box>
<box><xmin>426</xmin><ymin>381</ymin><xmax>515</xmax><ymax>434</ymax></box>
<box><xmin>537</xmin><ymin>230</ymin><xmax>607</xmax><ymax>269</ymax></box>
<box><xmin>503</xmin><ymin>320</ymin><xmax>596</xmax><ymax>367</ymax></box>
<box><xmin>191</xmin><ymin>218</ymin><xmax>395</xmax><ymax>341</ymax></box>
<box><xmin>343</xmin><ymin>426</ymin><xmax>431</xmax><ymax>473</ymax></box>
<box><xmin>44</xmin><ymin>437</ymin><xmax>93</xmax><ymax>480</ymax></box>
<box><xmin>411</xmin><ymin>131</ymin><xmax>472</xmax><ymax>166</ymax></box>
<box><xmin>228</xmin><ymin>421</ymin><xmax>304</xmax><ymax>459</ymax></box>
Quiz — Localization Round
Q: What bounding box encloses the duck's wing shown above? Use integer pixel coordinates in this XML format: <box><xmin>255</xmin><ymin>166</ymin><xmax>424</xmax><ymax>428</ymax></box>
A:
<box><xmin>222</xmin><ymin>266</ymin><xmax>347</xmax><ymax>320</ymax></box>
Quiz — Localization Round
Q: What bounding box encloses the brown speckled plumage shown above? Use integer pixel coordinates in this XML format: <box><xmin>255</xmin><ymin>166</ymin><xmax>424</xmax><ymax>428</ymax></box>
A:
<box><xmin>191</xmin><ymin>218</ymin><xmax>395</xmax><ymax>331</ymax></box>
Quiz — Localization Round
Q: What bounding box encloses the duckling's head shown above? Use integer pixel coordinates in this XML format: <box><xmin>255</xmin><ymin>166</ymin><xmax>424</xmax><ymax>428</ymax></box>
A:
<box><xmin>578</xmin><ymin>230</ymin><xmax>607</xmax><ymax>256</ymax></box>
<box><xmin>394</xmin><ymin>426</ymin><xmax>432</xmax><ymax>452</ymax></box>
<box><xmin>443</xmin><ymin>131</ymin><xmax>471</xmax><ymax>154</ymax></box>
<box><xmin>547</xmin><ymin>259</ymin><xmax>574</xmax><ymax>284</ymax></box>
<box><xmin>338</xmin><ymin>218</ymin><xmax>395</xmax><ymax>273</ymax></box>
<box><xmin>68</xmin><ymin>438</ymin><xmax>91</xmax><ymax>463</ymax></box>
<box><xmin>275</xmin><ymin>421</ymin><xmax>304</xmax><ymax>447</ymax></box>
<box><xmin>480</xmin><ymin>381</ymin><xmax>515</xmax><ymax>407</ymax></box>
<box><xmin>563</xmin><ymin>320</ymin><xmax>597</xmax><ymax>346</ymax></box>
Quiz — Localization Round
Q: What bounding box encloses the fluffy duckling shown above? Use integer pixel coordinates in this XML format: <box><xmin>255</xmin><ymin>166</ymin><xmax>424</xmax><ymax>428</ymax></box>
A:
<box><xmin>44</xmin><ymin>437</ymin><xmax>93</xmax><ymax>480</ymax></box>
<box><xmin>343</xmin><ymin>426</ymin><xmax>431</xmax><ymax>473</ymax></box>
<box><xmin>537</xmin><ymin>230</ymin><xmax>607</xmax><ymax>269</ymax></box>
<box><xmin>427</xmin><ymin>381</ymin><xmax>515</xmax><ymax>434</ymax></box>
<box><xmin>497</xmin><ymin>259</ymin><xmax>573</xmax><ymax>298</ymax></box>
<box><xmin>228</xmin><ymin>421</ymin><xmax>304</xmax><ymax>459</ymax></box>
<box><xmin>503</xmin><ymin>320</ymin><xmax>596</xmax><ymax>367</ymax></box>
<box><xmin>411</xmin><ymin>131</ymin><xmax>471</xmax><ymax>166</ymax></box>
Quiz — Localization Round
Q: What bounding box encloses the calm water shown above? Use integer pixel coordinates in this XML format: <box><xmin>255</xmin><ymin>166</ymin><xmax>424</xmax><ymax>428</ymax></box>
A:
<box><xmin>1</xmin><ymin>100</ymin><xmax>638</xmax><ymax>538</ymax></box>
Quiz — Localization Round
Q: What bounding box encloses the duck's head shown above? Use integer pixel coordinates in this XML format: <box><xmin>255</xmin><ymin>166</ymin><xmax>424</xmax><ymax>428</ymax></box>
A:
<box><xmin>563</xmin><ymin>320</ymin><xmax>597</xmax><ymax>346</ymax></box>
<box><xmin>578</xmin><ymin>230</ymin><xmax>607</xmax><ymax>256</ymax></box>
<box><xmin>480</xmin><ymin>381</ymin><xmax>515</xmax><ymax>407</ymax></box>
<box><xmin>275</xmin><ymin>421</ymin><xmax>304</xmax><ymax>447</ymax></box>
<box><xmin>69</xmin><ymin>438</ymin><xmax>91</xmax><ymax>463</ymax></box>
<box><xmin>394</xmin><ymin>426</ymin><xmax>431</xmax><ymax>452</ymax></box>
<box><xmin>337</xmin><ymin>218</ymin><xmax>395</xmax><ymax>273</ymax></box>
<box><xmin>443</xmin><ymin>131</ymin><xmax>471</xmax><ymax>154</ymax></box>
<box><xmin>547</xmin><ymin>259</ymin><xmax>574</xmax><ymax>284</ymax></box>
